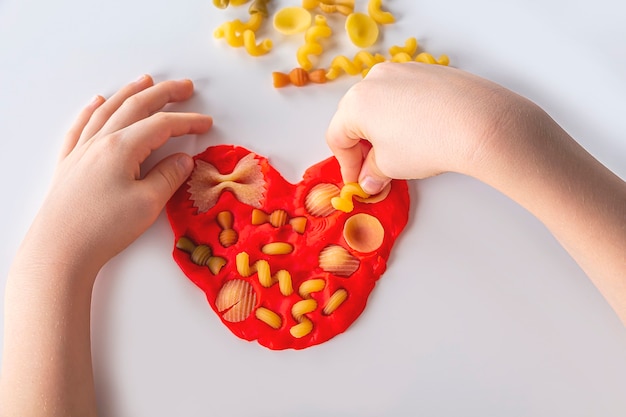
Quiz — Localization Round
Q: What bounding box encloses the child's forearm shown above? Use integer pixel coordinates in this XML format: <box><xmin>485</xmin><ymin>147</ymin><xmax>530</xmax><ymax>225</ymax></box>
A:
<box><xmin>1</xmin><ymin>237</ymin><xmax>99</xmax><ymax>417</ymax></box>
<box><xmin>471</xmin><ymin>107</ymin><xmax>626</xmax><ymax>323</ymax></box>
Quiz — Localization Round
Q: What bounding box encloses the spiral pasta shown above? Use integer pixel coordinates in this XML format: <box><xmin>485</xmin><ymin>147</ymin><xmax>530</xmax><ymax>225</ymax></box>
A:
<box><xmin>236</xmin><ymin>251</ymin><xmax>294</xmax><ymax>296</ymax></box>
<box><xmin>326</xmin><ymin>51</ymin><xmax>386</xmax><ymax>80</ymax></box>
<box><xmin>297</xmin><ymin>15</ymin><xmax>332</xmax><ymax>71</ymax></box>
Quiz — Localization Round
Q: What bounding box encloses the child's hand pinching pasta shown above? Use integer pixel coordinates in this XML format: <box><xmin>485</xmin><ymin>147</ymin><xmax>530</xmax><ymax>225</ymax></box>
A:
<box><xmin>325</xmin><ymin>62</ymin><xmax>527</xmax><ymax>194</ymax></box>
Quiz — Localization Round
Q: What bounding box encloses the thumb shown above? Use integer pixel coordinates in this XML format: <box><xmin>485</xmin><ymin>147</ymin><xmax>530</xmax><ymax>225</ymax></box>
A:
<box><xmin>144</xmin><ymin>153</ymin><xmax>194</xmax><ymax>203</ymax></box>
<box><xmin>358</xmin><ymin>148</ymin><xmax>392</xmax><ymax>195</ymax></box>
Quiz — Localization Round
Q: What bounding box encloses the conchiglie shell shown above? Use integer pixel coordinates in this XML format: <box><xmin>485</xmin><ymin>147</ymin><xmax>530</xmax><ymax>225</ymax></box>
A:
<box><xmin>319</xmin><ymin>244</ymin><xmax>360</xmax><ymax>277</ymax></box>
<box><xmin>216</xmin><ymin>279</ymin><xmax>257</xmax><ymax>322</ymax></box>
<box><xmin>305</xmin><ymin>183</ymin><xmax>340</xmax><ymax>217</ymax></box>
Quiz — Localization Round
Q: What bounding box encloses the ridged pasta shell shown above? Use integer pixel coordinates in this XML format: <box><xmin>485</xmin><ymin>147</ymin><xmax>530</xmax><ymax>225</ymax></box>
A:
<box><xmin>318</xmin><ymin>244</ymin><xmax>360</xmax><ymax>277</ymax></box>
<box><xmin>305</xmin><ymin>183</ymin><xmax>340</xmax><ymax>217</ymax></box>
<box><xmin>219</xmin><ymin>229</ymin><xmax>238</xmax><ymax>248</ymax></box>
<box><xmin>216</xmin><ymin>279</ymin><xmax>257</xmax><ymax>322</ymax></box>
<box><xmin>191</xmin><ymin>245</ymin><xmax>212</xmax><ymax>266</ymax></box>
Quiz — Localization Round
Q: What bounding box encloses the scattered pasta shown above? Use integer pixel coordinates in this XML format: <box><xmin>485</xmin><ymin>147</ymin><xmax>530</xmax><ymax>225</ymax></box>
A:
<box><xmin>302</xmin><ymin>0</ymin><xmax>354</xmax><ymax>16</ymax></box>
<box><xmin>297</xmin><ymin>14</ymin><xmax>332</xmax><ymax>71</ymax></box>
<box><xmin>345</xmin><ymin>12</ymin><xmax>379</xmax><ymax>48</ymax></box>
<box><xmin>367</xmin><ymin>0</ymin><xmax>395</xmax><ymax>25</ymax></box>
<box><xmin>273</xmin><ymin>6</ymin><xmax>312</xmax><ymax>35</ymax></box>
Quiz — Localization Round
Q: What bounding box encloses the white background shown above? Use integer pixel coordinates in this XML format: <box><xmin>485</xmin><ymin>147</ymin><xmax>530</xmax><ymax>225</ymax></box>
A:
<box><xmin>1</xmin><ymin>0</ymin><xmax>625</xmax><ymax>415</ymax></box>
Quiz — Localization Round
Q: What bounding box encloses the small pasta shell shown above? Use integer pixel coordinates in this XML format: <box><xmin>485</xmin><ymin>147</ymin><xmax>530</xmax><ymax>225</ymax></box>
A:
<box><xmin>305</xmin><ymin>183</ymin><xmax>340</xmax><ymax>217</ymax></box>
<box><xmin>216</xmin><ymin>279</ymin><xmax>257</xmax><ymax>322</ymax></box>
<box><xmin>343</xmin><ymin>213</ymin><xmax>384</xmax><ymax>253</ymax></box>
<box><xmin>319</xmin><ymin>245</ymin><xmax>360</xmax><ymax>277</ymax></box>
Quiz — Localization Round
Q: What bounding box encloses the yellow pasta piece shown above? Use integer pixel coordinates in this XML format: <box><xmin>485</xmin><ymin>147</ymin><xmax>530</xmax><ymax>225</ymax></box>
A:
<box><xmin>415</xmin><ymin>52</ymin><xmax>450</xmax><ymax>66</ymax></box>
<box><xmin>292</xmin><ymin>299</ymin><xmax>318</xmax><ymax>319</ymax></box>
<box><xmin>367</xmin><ymin>0</ymin><xmax>395</xmax><ymax>24</ymax></box>
<box><xmin>345</xmin><ymin>12</ymin><xmax>379</xmax><ymax>48</ymax></box>
<box><xmin>243</xmin><ymin>30</ymin><xmax>273</xmax><ymax>56</ymax></box>
<box><xmin>296</xmin><ymin>15</ymin><xmax>332</xmax><ymax>71</ymax></box>
<box><xmin>290</xmin><ymin>316</ymin><xmax>313</xmax><ymax>338</ymax></box>
<box><xmin>236</xmin><ymin>251</ymin><xmax>294</xmax><ymax>295</ymax></box>
<box><xmin>256</xmin><ymin>307</ymin><xmax>282</xmax><ymax>329</ymax></box>
<box><xmin>302</xmin><ymin>0</ymin><xmax>354</xmax><ymax>16</ymax></box>
<box><xmin>298</xmin><ymin>278</ymin><xmax>326</xmax><ymax>298</ymax></box>
<box><xmin>330</xmin><ymin>182</ymin><xmax>370</xmax><ymax>213</ymax></box>
<box><xmin>214</xmin><ymin>14</ymin><xmax>264</xmax><ymax>47</ymax></box>
<box><xmin>273</xmin><ymin>6</ymin><xmax>312</xmax><ymax>35</ymax></box>
<box><xmin>276</xmin><ymin>270</ymin><xmax>294</xmax><ymax>296</ymax></box>
<box><xmin>391</xmin><ymin>52</ymin><xmax>412</xmax><ymax>63</ymax></box>
<box><xmin>389</xmin><ymin>37</ymin><xmax>418</xmax><ymax>57</ymax></box>
<box><xmin>323</xmin><ymin>289</ymin><xmax>348</xmax><ymax>315</ymax></box>
<box><xmin>261</xmin><ymin>242</ymin><xmax>294</xmax><ymax>255</ymax></box>
<box><xmin>326</xmin><ymin>52</ymin><xmax>385</xmax><ymax>81</ymax></box>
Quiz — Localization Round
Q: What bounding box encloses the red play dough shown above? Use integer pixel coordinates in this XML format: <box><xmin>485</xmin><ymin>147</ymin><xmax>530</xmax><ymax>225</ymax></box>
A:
<box><xmin>166</xmin><ymin>145</ymin><xmax>410</xmax><ymax>350</ymax></box>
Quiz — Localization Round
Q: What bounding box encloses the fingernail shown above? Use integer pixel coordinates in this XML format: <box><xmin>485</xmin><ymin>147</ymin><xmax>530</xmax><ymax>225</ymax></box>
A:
<box><xmin>360</xmin><ymin>176</ymin><xmax>387</xmax><ymax>195</ymax></box>
<box><xmin>134</xmin><ymin>74</ymin><xmax>149</xmax><ymax>84</ymax></box>
<box><xmin>177</xmin><ymin>155</ymin><xmax>194</xmax><ymax>175</ymax></box>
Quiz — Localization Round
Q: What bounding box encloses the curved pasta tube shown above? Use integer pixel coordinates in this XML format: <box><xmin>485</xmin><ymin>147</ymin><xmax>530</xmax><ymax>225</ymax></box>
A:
<box><xmin>367</xmin><ymin>0</ymin><xmax>395</xmax><ymax>24</ymax></box>
<box><xmin>243</xmin><ymin>30</ymin><xmax>273</xmax><ymax>56</ymax></box>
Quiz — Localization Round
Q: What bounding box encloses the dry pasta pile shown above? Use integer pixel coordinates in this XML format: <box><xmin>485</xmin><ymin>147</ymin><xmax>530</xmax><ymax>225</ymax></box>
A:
<box><xmin>211</xmin><ymin>0</ymin><xmax>450</xmax><ymax>88</ymax></box>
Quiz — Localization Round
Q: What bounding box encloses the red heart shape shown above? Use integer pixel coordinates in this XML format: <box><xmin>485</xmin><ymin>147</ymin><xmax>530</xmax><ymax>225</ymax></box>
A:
<box><xmin>166</xmin><ymin>145</ymin><xmax>410</xmax><ymax>350</ymax></box>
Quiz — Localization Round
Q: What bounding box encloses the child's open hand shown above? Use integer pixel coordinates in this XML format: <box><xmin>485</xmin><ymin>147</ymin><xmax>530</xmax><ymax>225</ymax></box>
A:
<box><xmin>29</xmin><ymin>75</ymin><xmax>213</xmax><ymax>274</ymax></box>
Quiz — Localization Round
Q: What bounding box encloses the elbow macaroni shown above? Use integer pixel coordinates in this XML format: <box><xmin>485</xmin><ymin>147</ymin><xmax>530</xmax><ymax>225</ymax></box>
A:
<box><xmin>367</xmin><ymin>0</ymin><xmax>395</xmax><ymax>24</ymax></box>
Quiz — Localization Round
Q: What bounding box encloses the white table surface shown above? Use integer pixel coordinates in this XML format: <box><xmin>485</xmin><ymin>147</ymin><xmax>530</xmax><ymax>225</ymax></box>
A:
<box><xmin>1</xmin><ymin>0</ymin><xmax>625</xmax><ymax>415</ymax></box>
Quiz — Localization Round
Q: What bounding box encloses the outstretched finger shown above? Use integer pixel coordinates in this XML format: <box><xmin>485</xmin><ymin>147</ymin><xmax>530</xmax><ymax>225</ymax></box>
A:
<box><xmin>78</xmin><ymin>74</ymin><xmax>154</xmax><ymax>144</ymax></box>
<box><xmin>59</xmin><ymin>95</ymin><xmax>105</xmax><ymax>161</ymax></box>
<box><xmin>325</xmin><ymin>111</ymin><xmax>366</xmax><ymax>184</ymax></box>
<box><xmin>96</xmin><ymin>79</ymin><xmax>196</xmax><ymax>138</ymax></box>
<box><xmin>117</xmin><ymin>111</ymin><xmax>213</xmax><ymax>164</ymax></box>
